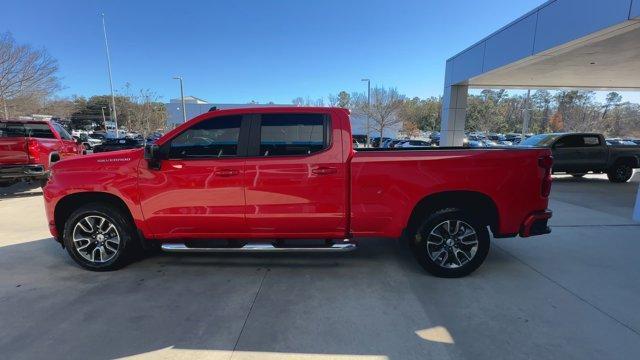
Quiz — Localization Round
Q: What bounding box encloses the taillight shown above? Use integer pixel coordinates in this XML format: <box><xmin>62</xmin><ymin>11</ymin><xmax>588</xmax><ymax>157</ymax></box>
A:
<box><xmin>538</xmin><ymin>155</ymin><xmax>553</xmax><ymax>197</ymax></box>
<box><xmin>27</xmin><ymin>138</ymin><xmax>40</xmax><ymax>164</ymax></box>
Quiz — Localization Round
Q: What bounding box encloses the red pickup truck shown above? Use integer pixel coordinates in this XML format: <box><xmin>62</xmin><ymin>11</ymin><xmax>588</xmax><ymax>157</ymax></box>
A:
<box><xmin>44</xmin><ymin>107</ymin><xmax>552</xmax><ymax>277</ymax></box>
<box><xmin>0</xmin><ymin>119</ymin><xmax>84</xmax><ymax>187</ymax></box>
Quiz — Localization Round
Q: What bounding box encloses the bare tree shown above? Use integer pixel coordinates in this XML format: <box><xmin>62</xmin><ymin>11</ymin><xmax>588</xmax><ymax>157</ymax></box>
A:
<box><xmin>328</xmin><ymin>91</ymin><xmax>351</xmax><ymax>108</ymax></box>
<box><xmin>0</xmin><ymin>32</ymin><xmax>60</xmax><ymax>119</ymax></box>
<box><xmin>352</xmin><ymin>86</ymin><xmax>405</xmax><ymax>141</ymax></box>
<box><xmin>602</xmin><ymin>91</ymin><xmax>622</xmax><ymax>120</ymax></box>
<box><xmin>292</xmin><ymin>96</ymin><xmax>325</xmax><ymax>107</ymax></box>
<box><xmin>127</xmin><ymin>89</ymin><xmax>167</xmax><ymax>136</ymax></box>
<box><xmin>41</xmin><ymin>98</ymin><xmax>76</xmax><ymax>119</ymax></box>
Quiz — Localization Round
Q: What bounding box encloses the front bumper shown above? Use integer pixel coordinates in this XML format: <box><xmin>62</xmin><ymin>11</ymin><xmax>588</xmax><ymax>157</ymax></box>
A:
<box><xmin>519</xmin><ymin>209</ymin><xmax>552</xmax><ymax>237</ymax></box>
<box><xmin>0</xmin><ymin>164</ymin><xmax>47</xmax><ymax>180</ymax></box>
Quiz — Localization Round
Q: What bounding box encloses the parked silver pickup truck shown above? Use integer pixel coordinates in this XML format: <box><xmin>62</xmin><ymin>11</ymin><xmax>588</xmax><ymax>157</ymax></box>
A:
<box><xmin>519</xmin><ymin>133</ymin><xmax>640</xmax><ymax>182</ymax></box>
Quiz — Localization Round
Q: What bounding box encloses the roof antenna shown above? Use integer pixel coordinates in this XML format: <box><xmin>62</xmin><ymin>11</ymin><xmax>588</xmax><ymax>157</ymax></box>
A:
<box><xmin>208</xmin><ymin>106</ymin><xmax>218</xmax><ymax>112</ymax></box>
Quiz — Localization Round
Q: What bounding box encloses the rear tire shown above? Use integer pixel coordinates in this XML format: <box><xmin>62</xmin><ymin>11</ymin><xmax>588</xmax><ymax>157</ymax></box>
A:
<box><xmin>410</xmin><ymin>209</ymin><xmax>490</xmax><ymax>278</ymax></box>
<box><xmin>63</xmin><ymin>203</ymin><xmax>137</xmax><ymax>271</ymax></box>
<box><xmin>607</xmin><ymin>163</ymin><xmax>633</xmax><ymax>183</ymax></box>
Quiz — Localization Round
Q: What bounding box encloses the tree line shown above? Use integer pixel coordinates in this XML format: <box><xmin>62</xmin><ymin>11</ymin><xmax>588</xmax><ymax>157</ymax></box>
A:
<box><xmin>0</xmin><ymin>32</ymin><xmax>166</xmax><ymax>136</ymax></box>
<box><xmin>466</xmin><ymin>89</ymin><xmax>639</xmax><ymax>137</ymax></box>
<box><xmin>67</xmin><ymin>87</ymin><xmax>167</xmax><ymax>136</ymax></box>
<box><xmin>294</xmin><ymin>87</ymin><xmax>640</xmax><ymax>140</ymax></box>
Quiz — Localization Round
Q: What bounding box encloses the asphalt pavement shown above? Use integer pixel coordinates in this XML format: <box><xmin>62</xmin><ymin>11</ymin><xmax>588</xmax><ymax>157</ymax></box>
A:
<box><xmin>0</xmin><ymin>174</ymin><xmax>639</xmax><ymax>360</ymax></box>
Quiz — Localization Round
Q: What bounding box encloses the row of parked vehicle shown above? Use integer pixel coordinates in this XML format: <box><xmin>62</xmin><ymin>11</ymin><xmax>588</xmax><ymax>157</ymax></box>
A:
<box><xmin>360</xmin><ymin>132</ymin><xmax>640</xmax><ymax>149</ymax></box>
<box><xmin>72</xmin><ymin>130</ymin><xmax>164</xmax><ymax>153</ymax></box>
<box><xmin>353</xmin><ymin>132</ymin><xmax>524</xmax><ymax>149</ymax></box>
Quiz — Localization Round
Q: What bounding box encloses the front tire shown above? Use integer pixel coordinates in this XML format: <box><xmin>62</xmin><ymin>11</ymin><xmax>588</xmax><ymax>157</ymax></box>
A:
<box><xmin>607</xmin><ymin>163</ymin><xmax>633</xmax><ymax>183</ymax></box>
<box><xmin>410</xmin><ymin>209</ymin><xmax>490</xmax><ymax>278</ymax></box>
<box><xmin>63</xmin><ymin>203</ymin><xmax>136</xmax><ymax>271</ymax></box>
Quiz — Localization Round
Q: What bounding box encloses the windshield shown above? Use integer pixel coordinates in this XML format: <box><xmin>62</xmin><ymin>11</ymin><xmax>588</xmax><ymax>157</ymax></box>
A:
<box><xmin>519</xmin><ymin>134</ymin><xmax>559</xmax><ymax>147</ymax></box>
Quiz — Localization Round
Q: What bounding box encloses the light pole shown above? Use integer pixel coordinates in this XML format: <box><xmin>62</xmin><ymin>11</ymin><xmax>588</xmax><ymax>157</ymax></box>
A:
<box><xmin>173</xmin><ymin>76</ymin><xmax>187</xmax><ymax>123</ymax></box>
<box><xmin>101</xmin><ymin>13</ymin><xmax>118</xmax><ymax>137</ymax></box>
<box><xmin>361</xmin><ymin>78</ymin><xmax>371</xmax><ymax>147</ymax></box>
<box><xmin>100</xmin><ymin>106</ymin><xmax>106</xmax><ymax>125</ymax></box>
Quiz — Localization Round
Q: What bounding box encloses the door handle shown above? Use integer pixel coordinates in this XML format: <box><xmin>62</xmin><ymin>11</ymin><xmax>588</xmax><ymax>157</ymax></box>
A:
<box><xmin>312</xmin><ymin>167</ymin><xmax>337</xmax><ymax>175</ymax></box>
<box><xmin>214</xmin><ymin>169</ymin><xmax>240</xmax><ymax>177</ymax></box>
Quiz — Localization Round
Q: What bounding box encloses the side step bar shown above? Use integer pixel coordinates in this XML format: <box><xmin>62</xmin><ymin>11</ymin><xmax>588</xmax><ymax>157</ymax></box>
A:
<box><xmin>161</xmin><ymin>241</ymin><xmax>357</xmax><ymax>253</ymax></box>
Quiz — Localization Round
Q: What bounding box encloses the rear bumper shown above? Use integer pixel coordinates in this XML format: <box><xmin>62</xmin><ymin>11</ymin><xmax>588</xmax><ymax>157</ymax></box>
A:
<box><xmin>519</xmin><ymin>209</ymin><xmax>552</xmax><ymax>237</ymax></box>
<box><xmin>0</xmin><ymin>164</ymin><xmax>47</xmax><ymax>180</ymax></box>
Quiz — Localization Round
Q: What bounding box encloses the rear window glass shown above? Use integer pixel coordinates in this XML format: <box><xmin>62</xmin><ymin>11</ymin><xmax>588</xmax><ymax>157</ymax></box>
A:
<box><xmin>583</xmin><ymin>136</ymin><xmax>600</xmax><ymax>146</ymax></box>
<box><xmin>0</xmin><ymin>122</ymin><xmax>55</xmax><ymax>138</ymax></box>
<box><xmin>555</xmin><ymin>135</ymin><xmax>601</xmax><ymax>148</ymax></box>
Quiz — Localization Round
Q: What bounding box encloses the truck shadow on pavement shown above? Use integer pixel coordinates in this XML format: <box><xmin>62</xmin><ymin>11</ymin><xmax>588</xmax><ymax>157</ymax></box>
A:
<box><xmin>2</xmin><ymin>234</ymin><xmax>638</xmax><ymax>360</ymax></box>
<box><xmin>0</xmin><ymin>236</ymin><xmax>520</xmax><ymax>360</ymax></box>
<box><xmin>0</xmin><ymin>182</ymin><xmax>42</xmax><ymax>199</ymax></box>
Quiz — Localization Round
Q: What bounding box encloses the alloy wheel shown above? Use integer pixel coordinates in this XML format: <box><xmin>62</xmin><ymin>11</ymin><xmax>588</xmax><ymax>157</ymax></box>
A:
<box><xmin>72</xmin><ymin>215</ymin><xmax>121</xmax><ymax>263</ymax></box>
<box><xmin>426</xmin><ymin>220</ymin><xmax>478</xmax><ymax>268</ymax></box>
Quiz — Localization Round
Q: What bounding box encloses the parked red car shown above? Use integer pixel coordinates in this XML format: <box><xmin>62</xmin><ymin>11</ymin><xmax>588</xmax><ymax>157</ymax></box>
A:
<box><xmin>0</xmin><ymin>119</ymin><xmax>84</xmax><ymax>187</ymax></box>
<box><xmin>43</xmin><ymin>107</ymin><xmax>552</xmax><ymax>277</ymax></box>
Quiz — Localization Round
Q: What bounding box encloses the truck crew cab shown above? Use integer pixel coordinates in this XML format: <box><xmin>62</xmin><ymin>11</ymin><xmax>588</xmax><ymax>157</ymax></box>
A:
<box><xmin>44</xmin><ymin>107</ymin><xmax>553</xmax><ymax>277</ymax></box>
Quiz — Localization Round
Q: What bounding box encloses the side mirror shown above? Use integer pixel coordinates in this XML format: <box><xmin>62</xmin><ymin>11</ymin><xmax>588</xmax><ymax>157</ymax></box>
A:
<box><xmin>144</xmin><ymin>143</ymin><xmax>166</xmax><ymax>170</ymax></box>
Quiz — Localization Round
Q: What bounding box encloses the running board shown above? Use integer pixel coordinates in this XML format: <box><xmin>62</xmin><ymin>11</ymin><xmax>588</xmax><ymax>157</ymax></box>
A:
<box><xmin>161</xmin><ymin>241</ymin><xmax>357</xmax><ymax>253</ymax></box>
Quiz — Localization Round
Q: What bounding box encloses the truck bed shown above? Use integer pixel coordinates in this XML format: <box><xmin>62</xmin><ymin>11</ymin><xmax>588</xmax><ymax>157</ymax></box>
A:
<box><xmin>350</xmin><ymin>147</ymin><xmax>551</xmax><ymax>237</ymax></box>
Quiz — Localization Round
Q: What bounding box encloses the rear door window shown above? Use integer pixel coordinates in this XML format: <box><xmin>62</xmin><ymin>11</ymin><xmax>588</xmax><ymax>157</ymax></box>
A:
<box><xmin>555</xmin><ymin>135</ymin><xmax>583</xmax><ymax>148</ymax></box>
<box><xmin>169</xmin><ymin>115</ymin><xmax>242</xmax><ymax>158</ymax></box>
<box><xmin>258</xmin><ymin>114</ymin><xmax>328</xmax><ymax>156</ymax></box>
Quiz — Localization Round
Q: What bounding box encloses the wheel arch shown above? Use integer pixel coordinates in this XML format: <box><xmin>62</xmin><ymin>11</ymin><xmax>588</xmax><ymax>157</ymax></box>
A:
<box><xmin>612</xmin><ymin>156</ymin><xmax>639</xmax><ymax>168</ymax></box>
<box><xmin>54</xmin><ymin>192</ymin><xmax>136</xmax><ymax>243</ymax></box>
<box><xmin>404</xmin><ymin>190</ymin><xmax>499</xmax><ymax>238</ymax></box>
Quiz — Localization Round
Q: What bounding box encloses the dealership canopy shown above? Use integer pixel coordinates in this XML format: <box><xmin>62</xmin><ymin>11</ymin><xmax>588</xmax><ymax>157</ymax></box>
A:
<box><xmin>439</xmin><ymin>0</ymin><xmax>640</xmax><ymax>146</ymax></box>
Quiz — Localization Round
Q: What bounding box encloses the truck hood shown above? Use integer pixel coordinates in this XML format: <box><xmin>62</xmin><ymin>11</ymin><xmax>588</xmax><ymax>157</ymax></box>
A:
<box><xmin>51</xmin><ymin>148</ymin><xmax>144</xmax><ymax>171</ymax></box>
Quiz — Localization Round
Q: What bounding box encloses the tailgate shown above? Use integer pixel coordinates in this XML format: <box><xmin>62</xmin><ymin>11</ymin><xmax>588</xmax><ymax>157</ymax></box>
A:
<box><xmin>0</xmin><ymin>137</ymin><xmax>29</xmax><ymax>165</ymax></box>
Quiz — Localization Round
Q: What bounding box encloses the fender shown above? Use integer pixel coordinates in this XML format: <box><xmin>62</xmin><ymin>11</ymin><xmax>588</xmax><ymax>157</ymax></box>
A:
<box><xmin>44</xmin><ymin>149</ymin><xmax>152</xmax><ymax>239</ymax></box>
